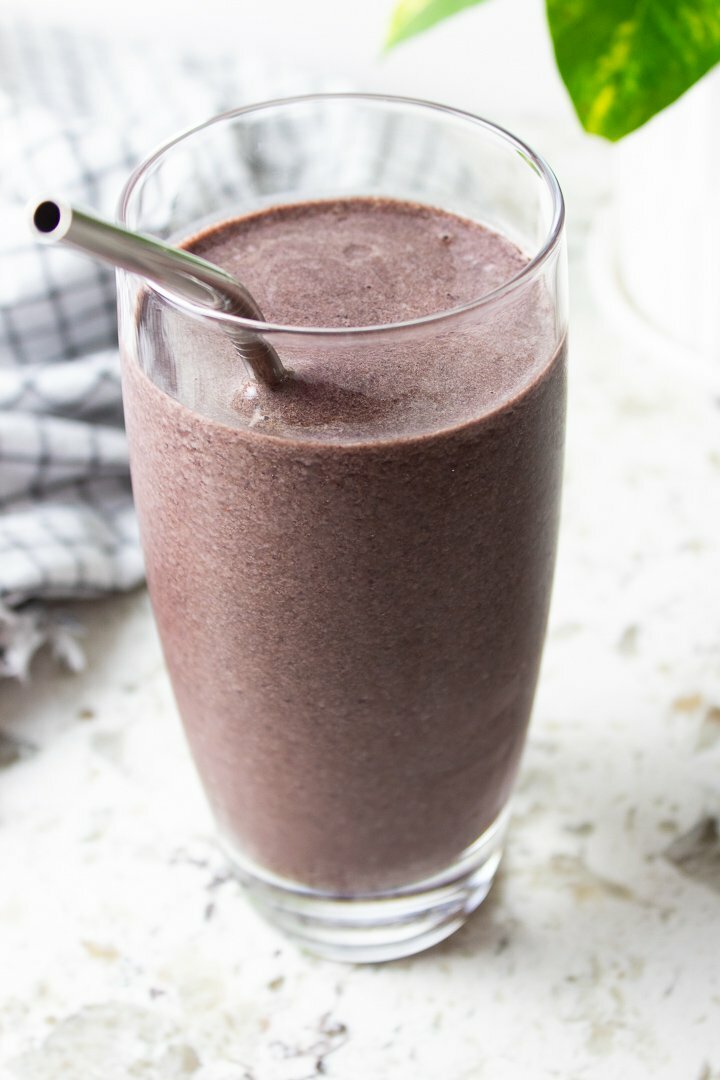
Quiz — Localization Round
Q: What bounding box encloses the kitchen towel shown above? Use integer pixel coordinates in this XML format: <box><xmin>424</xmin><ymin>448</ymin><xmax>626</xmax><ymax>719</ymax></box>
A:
<box><xmin>0</xmin><ymin>21</ymin><xmax>315</xmax><ymax>677</ymax></box>
<box><xmin>0</xmin><ymin>23</ymin><xmax>456</xmax><ymax>678</ymax></box>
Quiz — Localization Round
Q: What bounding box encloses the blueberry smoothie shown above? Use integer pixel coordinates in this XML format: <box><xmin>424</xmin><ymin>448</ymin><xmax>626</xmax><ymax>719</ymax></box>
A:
<box><xmin>122</xmin><ymin>197</ymin><xmax>566</xmax><ymax>893</ymax></box>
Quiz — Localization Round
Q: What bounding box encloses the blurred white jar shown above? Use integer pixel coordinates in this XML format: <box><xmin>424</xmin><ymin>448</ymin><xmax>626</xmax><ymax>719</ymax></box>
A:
<box><xmin>610</xmin><ymin>67</ymin><xmax>720</xmax><ymax>363</ymax></box>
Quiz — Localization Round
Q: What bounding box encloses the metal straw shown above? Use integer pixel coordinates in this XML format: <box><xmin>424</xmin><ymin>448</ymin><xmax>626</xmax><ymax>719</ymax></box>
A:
<box><xmin>28</xmin><ymin>199</ymin><xmax>287</xmax><ymax>389</ymax></box>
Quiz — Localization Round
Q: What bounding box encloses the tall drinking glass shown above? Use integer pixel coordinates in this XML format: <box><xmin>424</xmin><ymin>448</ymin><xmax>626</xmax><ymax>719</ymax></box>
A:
<box><xmin>118</xmin><ymin>94</ymin><xmax>567</xmax><ymax>962</ymax></box>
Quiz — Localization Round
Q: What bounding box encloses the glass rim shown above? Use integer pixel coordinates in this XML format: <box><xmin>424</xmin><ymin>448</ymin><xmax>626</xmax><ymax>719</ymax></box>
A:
<box><xmin>118</xmin><ymin>92</ymin><xmax>565</xmax><ymax>339</ymax></box>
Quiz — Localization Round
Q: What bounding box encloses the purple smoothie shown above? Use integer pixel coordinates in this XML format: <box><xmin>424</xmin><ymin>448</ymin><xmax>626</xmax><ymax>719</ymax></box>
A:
<box><xmin>122</xmin><ymin>198</ymin><xmax>566</xmax><ymax>893</ymax></box>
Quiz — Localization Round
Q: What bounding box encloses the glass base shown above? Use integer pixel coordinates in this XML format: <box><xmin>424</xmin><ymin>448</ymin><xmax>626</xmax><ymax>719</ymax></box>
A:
<box><xmin>222</xmin><ymin>811</ymin><xmax>509</xmax><ymax>963</ymax></box>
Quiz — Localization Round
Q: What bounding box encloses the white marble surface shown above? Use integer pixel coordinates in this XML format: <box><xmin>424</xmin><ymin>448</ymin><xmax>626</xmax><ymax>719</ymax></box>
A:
<box><xmin>2</xmin><ymin>22</ymin><xmax>720</xmax><ymax>1063</ymax></box>
<box><xmin>2</xmin><ymin>223</ymin><xmax>720</xmax><ymax>1077</ymax></box>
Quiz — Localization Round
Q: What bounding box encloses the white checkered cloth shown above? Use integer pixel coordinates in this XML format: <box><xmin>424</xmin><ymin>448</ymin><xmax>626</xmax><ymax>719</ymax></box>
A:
<box><xmin>0</xmin><ymin>27</ymin><xmax>461</xmax><ymax>679</ymax></box>
<box><xmin>0</xmin><ymin>22</ymin><xmax>318</xmax><ymax>677</ymax></box>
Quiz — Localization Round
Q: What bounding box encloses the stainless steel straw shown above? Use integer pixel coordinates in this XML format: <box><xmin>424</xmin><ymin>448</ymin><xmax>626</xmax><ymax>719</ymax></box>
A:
<box><xmin>28</xmin><ymin>199</ymin><xmax>287</xmax><ymax>388</ymax></box>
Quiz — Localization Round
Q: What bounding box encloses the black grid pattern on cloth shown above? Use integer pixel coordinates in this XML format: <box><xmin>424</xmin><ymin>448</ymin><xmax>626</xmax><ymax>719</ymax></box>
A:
<box><xmin>0</xmin><ymin>19</ymin><xmax>341</xmax><ymax>626</ymax></box>
<box><xmin>0</xmin><ymin>22</ymin><xmax>222</xmax><ymax>609</ymax></box>
<box><xmin>0</xmin><ymin>20</ymin><xmax>332</xmax><ymax>623</ymax></box>
<box><xmin>0</xmin><ymin>19</ymin><xmax>337</xmax><ymax>629</ymax></box>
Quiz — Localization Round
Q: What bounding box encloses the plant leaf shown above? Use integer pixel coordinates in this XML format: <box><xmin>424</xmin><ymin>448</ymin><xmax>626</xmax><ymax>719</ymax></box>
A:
<box><xmin>546</xmin><ymin>0</ymin><xmax>720</xmax><ymax>141</ymax></box>
<box><xmin>385</xmin><ymin>0</ymin><xmax>490</xmax><ymax>49</ymax></box>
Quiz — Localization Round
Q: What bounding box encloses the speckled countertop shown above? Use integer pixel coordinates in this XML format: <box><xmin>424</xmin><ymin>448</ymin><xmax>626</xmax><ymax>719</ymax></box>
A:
<box><xmin>1</xmin><ymin>195</ymin><xmax>720</xmax><ymax>1079</ymax></box>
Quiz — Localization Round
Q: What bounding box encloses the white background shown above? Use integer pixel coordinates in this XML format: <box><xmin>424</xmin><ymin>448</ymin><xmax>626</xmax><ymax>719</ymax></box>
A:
<box><xmin>3</xmin><ymin>0</ymin><xmax>573</xmax><ymax>130</ymax></box>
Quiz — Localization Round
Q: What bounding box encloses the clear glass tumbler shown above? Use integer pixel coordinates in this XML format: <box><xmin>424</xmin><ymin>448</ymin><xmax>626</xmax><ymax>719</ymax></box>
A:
<box><xmin>118</xmin><ymin>94</ymin><xmax>567</xmax><ymax>962</ymax></box>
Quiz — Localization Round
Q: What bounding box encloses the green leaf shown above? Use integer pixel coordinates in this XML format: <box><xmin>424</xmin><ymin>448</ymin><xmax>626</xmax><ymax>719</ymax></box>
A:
<box><xmin>546</xmin><ymin>0</ymin><xmax>720</xmax><ymax>140</ymax></box>
<box><xmin>385</xmin><ymin>0</ymin><xmax>490</xmax><ymax>50</ymax></box>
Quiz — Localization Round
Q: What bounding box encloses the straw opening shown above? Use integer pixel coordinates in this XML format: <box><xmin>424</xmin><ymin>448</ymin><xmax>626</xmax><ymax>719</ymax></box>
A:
<box><xmin>33</xmin><ymin>200</ymin><xmax>62</xmax><ymax>234</ymax></box>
